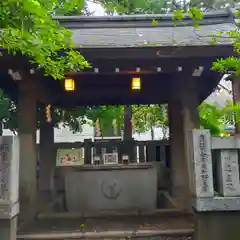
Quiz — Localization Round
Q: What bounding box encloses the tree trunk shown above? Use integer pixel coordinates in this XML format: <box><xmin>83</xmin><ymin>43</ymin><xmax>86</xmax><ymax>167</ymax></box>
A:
<box><xmin>150</xmin><ymin>125</ymin><xmax>154</xmax><ymax>140</ymax></box>
<box><xmin>123</xmin><ymin>105</ymin><xmax>132</xmax><ymax>140</ymax></box>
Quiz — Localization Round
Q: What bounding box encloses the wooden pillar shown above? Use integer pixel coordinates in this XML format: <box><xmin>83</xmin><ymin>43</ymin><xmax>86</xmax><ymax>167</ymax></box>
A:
<box><xmin>18</xmin><ymin>82</ymin><xmax>37</xmax><ymax>220</ymax></box>
<box><xmin>147</xmin><ymin>142</ymin><xmax>157</xmax><ymax>162</ymax></box>
<box><xmin>84</xmin><ymin>139</ymin><xmax>92</xmax><ymax>164</ymax></box>
<box><xmin>123</xmin><ymin>105</ymin><xmax>136</xmax><ymax>163</ymax></box>
<box><xmin>168</xmin><ymin>78</ymin><xmax>200</xmax><ymax>209</ymax></box>
<box><xmin>160</xmin><ymin>145</ymin><xmax>166</xmax><ymax>165</ymax></box>
<box><xmin>38</xmin><ymin>105</ymin><xmax>55</xmax><ymax>193</ymax></box>
<box><xmin>138</xmin><ymin>142</ymin><xmax>145</xmax><ymax>163</ymax></box>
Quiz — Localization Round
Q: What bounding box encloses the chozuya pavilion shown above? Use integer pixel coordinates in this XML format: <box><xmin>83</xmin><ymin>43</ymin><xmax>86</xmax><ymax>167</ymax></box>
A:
<box><xmin>1</xmin><ymin>8</ymin><xmax>240</xmax><ymax>240</ymax></box>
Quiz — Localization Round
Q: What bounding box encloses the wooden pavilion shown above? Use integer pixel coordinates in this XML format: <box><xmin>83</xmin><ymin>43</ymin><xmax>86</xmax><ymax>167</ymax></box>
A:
<box><xmin>0</xmin><ymin>9</ymin><xmax>238</xmax><ymax>240</ymax></box>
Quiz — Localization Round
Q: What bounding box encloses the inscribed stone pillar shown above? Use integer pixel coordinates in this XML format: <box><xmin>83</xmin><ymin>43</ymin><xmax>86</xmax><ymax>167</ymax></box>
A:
<box><xmin>189</xmin><ymin>129</ymin><xmax>214</xmax><ymax>198</ymax></box>
<box><xmin>168</xmin><ymin>78</ymin><xmax>200</xmax><ymax>208</ymax></box>
<box><xmin>0</xmin><ymin>136</ymin><xmax>19</xmax><ymax>240</ymax></box>
<box><xmin>217</xmin><ymin>149</ymin><xmax>240</xmax><ymax>197</ymax></box>
<box><xmin>39</xmin><ymin>105</ymin><xmax>55</xmax><ymax>193</ymax></box>
<box><xmin>18</xmin><ymin>84</ymin><xmax>37</xmax><ymax>220</ymax></box>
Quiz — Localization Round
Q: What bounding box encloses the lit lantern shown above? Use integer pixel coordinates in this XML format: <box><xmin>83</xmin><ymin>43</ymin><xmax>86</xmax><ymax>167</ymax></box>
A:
<box><xmin>64</xmin><ymin>78</ymin><xmax>75</xmax><ymax>91</ymax></box>
<box><xmin>131</xmin><ymin>77</ymin><xmax>141</xmax><ymax>90</ymax></box>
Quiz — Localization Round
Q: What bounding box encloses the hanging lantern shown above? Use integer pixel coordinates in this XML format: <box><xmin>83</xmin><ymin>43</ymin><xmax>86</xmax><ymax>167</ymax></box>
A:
<box><xmin>131</xmin><ymin>77</ymin><xmax>141</xmax><ymax>90</ymax></box>
<box><xmin>64</xmin><ymin>78</ymin><xmax>75</xmax><ymax>91</ymax></box>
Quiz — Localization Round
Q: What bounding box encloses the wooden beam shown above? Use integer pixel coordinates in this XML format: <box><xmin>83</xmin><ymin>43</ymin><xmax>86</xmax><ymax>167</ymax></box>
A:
<box><xmin>79</xmin><ymin>45</ymin><xmax>234</xmax><ymax>61</ymax></box>
<box><xmin>64</xmin><ymin>57</ymin><xmax>215</xmax><ymax>76</ymax></box>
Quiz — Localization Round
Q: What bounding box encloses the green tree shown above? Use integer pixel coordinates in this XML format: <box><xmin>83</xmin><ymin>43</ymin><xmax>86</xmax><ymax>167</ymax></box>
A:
<box><xmin>0</xmin><ymin>0</ymin><xmax>92</xmax><ymax>132</ymax></box>
<box><xmin>199</xmin><ymin>103</ymin><xmax>225</xmax><ymax>135</ymax></box>
<box><xmin>132</xmin><ymin>105</ymin><xmax>166</xmax><ymax>140</ymax></box>
<box><xmin>1</xmin><ymin>0</ymin><xmax>90</xmax><ymax>80</ymax></box>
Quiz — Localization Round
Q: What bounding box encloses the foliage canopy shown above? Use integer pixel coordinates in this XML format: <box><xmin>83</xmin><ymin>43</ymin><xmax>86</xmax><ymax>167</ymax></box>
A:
<box><xmin>1</xmin><ymin>0</ymin><xmax>90</xmax><ymax>79</ymax></box>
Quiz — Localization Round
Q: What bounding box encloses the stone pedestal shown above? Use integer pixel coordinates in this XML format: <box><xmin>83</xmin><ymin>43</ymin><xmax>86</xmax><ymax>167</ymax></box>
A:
<box><xmin>194</xmin><ymin>212</ymin><xmax>240</xmax><ymax>240</ymax></box>
<box><xmin>192</xmin><ymin>134</ymin><xmax>240</xmax><ymax>240</ymax></box>
<box><xmin>0</xmin><ymin>217</ymin><xmax>17</xmax><ymax>240</ymax></box>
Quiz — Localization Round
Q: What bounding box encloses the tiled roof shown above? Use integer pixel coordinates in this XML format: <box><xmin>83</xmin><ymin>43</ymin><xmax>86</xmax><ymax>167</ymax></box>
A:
<box><xmin>55</xmin><ymin>10</ymin><xmax>236</xmax><ymax>48</ymax></box>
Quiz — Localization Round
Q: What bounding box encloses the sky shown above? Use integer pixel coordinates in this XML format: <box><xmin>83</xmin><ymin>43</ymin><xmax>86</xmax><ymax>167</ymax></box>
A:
<box><xmin>87</xmin><ymin>2</ymin><xmax>106</xmax><ymax>16</ymax></box>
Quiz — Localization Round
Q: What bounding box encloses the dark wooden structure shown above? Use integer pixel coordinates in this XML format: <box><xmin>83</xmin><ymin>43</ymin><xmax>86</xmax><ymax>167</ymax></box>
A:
<box><xmin>0</xmin><ymin>9</ymin><xmax>235</xmax><ymax>107</ymax></box>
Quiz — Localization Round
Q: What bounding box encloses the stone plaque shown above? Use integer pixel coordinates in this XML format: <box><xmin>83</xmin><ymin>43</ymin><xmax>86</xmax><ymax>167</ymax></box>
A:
<box><xmin>0</xmin><ymin>136</ymin><xmax>19</xmax><ymax>218</ymax></box>
<box><xmin>103</xmin><ymin>153</ymin><xmax>118</xmax><ymax>165</ymax></box>
<box><xmin>217</xmin><ymin>150</ymin><xmax>240</xmax><ymax>197</ymax></box>
<box><xmin>189</xmin><ymin>129</ymin><xmax>214</xmax><ymax>198</ymax></box>
<box><xmin>56</xmin><ymin>148</ymin><xmax>84</xmax><ymax>166</ymax></box>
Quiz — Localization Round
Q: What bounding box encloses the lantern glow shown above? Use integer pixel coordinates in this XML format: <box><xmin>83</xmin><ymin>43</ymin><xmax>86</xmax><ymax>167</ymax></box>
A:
<box><xmin>131</xmin><ymin>77</ymin><xmax>141</xmax><ymax>90</ymax></box>
<box><xmin>64</xmin><ymin>78</ymin><xmax>75</xmax><ymax>91</ymax></box>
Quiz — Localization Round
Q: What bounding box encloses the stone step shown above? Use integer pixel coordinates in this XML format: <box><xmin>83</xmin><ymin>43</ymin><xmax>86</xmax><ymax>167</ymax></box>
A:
<box><xmin>18</xmin><ymin>213</ymin><xmax>194</xmax><ymax>240</ymax></box>
<box><xmin>17</xmin><ymin>229</ymin><xmax>194</xmax><ymax>239</ymax></box>
<box><xmin>37</xmin><ymin>208</ymin><xmax>191</xmax><ymax>219</ymax></box>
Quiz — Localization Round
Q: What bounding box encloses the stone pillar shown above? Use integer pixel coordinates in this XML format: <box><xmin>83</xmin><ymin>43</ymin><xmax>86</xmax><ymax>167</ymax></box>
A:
<box><xmin>168</xmin><ymin>78</ymin><xmax>200</xmax><ymax>208</ymax></box>
<box><xmin>18</xmin><ymin>84</ymin><xmax>37</xmax><ymax>220</ymax></box>
<box><xmin>38</xmin><ymin>105</ymin><xmax>55</xmax><ymax>193</ymax></box>
<box><xmin>0</xmin><ymin>136</ymin><xmax>19</xmax><ymax>240</ymax></box>
<box><xmin>217</xmin><ymin>149</ymin><xmax>240</xmax><ymax>196</ymax></box>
